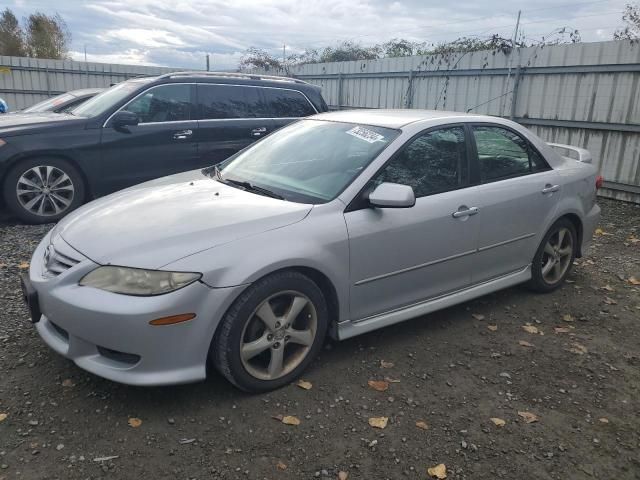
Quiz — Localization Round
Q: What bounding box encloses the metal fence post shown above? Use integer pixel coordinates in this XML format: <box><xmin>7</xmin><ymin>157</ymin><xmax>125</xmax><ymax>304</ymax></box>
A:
<box><xmin>510</xmin><ymin>66</ymin><xmax>522</xmax><ymax>120</ymax></box>
<box><xmin>405</xmin><ymin>70</ymin><xmax>414</xmax><ymax>108</ymax></box>
<box><xmin>337</xmin><ymin>72</ymin><xmax>343</xmax><ymax>110</ymax></box>
<box><xmin>45</xmin><ymin>67</ymin><xmax>51</xmax><ymax>96</ymax></box>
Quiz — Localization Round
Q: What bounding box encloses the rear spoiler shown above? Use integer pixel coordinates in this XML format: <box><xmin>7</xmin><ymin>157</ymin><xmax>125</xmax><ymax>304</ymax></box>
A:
<box><xmin>547</xmin><ymin>143</ymin><xmax>592</xmax><ymax>164</ymax></box>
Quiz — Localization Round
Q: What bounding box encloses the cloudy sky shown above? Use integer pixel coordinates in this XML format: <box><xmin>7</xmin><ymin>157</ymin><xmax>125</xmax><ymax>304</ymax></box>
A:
<box><xmin>5</xmin><ymin>0</ymin><xmax>632</xmax><ymax>70</ymax></box>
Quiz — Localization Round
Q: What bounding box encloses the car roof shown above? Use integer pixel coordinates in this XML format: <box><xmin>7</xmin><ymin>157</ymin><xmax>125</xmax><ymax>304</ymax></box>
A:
<box><xmin>311</xmin><ymin>109</ymin><xmax>494</xmax><ymax>129</ymax></box>
<box><xmin>68</xmin><ymin>88</ymin><xmax>105</xmax><ymax>97</ymax></box>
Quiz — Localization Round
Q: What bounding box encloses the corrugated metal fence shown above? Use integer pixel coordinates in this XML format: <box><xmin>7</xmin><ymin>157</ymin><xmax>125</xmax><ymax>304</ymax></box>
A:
<box><xmin>263</xmin><ymin>40</ymin><xmax>640</xmax><ymax>203</ymax></box>
<box><xmin>0</xmin><ymin>56</ymin><xmax>178</xmax><ymax>111</ymax></box>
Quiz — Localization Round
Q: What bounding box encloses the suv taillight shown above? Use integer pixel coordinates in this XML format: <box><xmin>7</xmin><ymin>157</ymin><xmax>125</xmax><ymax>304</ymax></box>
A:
<box><xmin>595</xmin><ymin>175</ymin><xmax>604</xmax><ymax>190</ymax></box>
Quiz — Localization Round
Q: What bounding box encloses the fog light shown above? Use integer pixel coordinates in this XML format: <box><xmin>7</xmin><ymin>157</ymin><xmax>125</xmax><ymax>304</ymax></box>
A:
<box><xmin>149</xmin><ymin>313</ymin><xmax>196</xmax><ymax>326</ymax></box>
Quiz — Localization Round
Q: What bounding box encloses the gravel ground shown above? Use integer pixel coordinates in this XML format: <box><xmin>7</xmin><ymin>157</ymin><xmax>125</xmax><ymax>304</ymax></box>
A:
<box><xmin>0</xmin><ymin>198</ymin><xmax>639</xmax><ymax>480</ymax></box>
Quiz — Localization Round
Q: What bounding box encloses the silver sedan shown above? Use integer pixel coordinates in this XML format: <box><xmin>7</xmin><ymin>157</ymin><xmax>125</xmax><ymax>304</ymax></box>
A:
<box><xmin>22</xmin><ymin>110</ymin><xmax>601</xmax><ymax>392</ymax></box>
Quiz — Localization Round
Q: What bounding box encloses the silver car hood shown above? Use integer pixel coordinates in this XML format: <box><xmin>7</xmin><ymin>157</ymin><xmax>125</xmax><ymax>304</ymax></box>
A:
<box><xmin>56</xmin><ymin>170</ymin><xmax>312</xmax><ymax>269</ymax></box>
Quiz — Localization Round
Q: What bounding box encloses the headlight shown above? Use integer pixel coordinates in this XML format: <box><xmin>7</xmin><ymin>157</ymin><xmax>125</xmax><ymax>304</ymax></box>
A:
<box><xmin>79</xmin><ymin>266</ymin><xmax>201</xmax><ymax>296</ymax></box>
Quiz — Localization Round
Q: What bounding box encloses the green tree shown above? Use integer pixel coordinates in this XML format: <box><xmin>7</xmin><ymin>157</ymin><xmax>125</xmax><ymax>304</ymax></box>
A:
<box><xmin>25</xmin><ymin>12</ymin><xmax>71</xmax><ymax>60</ymax></box>
<box><xmin>0</xmin><ymin>8</ymin><xmax>26</xmax><ymax>56</ymax></box>
<box><xmin>614</xmin><ymin>3</ymin><xmax>640</xmax><ymax>40</ymax></box>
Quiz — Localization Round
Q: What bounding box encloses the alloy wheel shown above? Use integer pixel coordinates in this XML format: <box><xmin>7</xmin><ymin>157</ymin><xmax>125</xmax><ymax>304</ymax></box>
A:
<box><xmin>16</xmin><ymin>165</ymin><xmax>75</xmax><ymax>217</ymax></box>
<box><xmin>541</xmin><ymin>227</ymin><xmax>573</xmax><ymax>284</ymax></box>
<box><xmin>239</xmin><ymin>290</ymin><xmax>317</xmax><ymax>381</ymax></box>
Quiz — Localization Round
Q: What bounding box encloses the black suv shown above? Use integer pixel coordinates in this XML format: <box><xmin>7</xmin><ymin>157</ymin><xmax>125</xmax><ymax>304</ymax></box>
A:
<box><xmin>0</xmin><ymin>72</ymin><xmax>328</xmax><ymax>223</ymax></box>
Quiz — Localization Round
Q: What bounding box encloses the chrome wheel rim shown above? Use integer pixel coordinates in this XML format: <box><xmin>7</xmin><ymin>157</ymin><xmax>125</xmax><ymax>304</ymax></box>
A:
<box><xmin>541</xmin><ymin>227</ymin><xmax>573</xmax><ymax>284</ymax></box>
<box><xmin>16</xmin><ymin>165</ymin><xmax>74</xmax><ymax>217</ymax></box>
<box><xmin>240</xmin><ymin>290</ymin><xmax>317</xmax><ymax>381</ymax></box>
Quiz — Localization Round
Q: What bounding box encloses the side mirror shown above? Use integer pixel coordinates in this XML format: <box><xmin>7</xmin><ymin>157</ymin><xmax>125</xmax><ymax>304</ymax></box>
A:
<box><xmin>111</xmin><ymin>110</ymin><xmax>139</xmax><ymax>130</ymax></box>
<box><xmin>368</xmin><ymin>182</ymin><xmax>416</xmax><ymax>208</ymax></box>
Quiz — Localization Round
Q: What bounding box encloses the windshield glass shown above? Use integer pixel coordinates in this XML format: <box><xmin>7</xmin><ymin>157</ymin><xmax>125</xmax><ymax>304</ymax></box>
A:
<box><xmin>23</xmin><ymin>93</ymin><xmax>75</xmax><ymax>113</ymax></box>
<box><xmin>218</xmin><ymin>119</ymin><xmax>399</xmax><ymax>203</ymax></box>
<box><xmin>72</xmin><ymin>78</ymin><xmax>155</xmax><ymax>118</ymax></box>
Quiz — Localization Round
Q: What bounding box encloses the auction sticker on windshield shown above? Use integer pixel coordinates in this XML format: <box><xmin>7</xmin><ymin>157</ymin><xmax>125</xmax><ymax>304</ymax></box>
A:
<box><xmin>346</xmin><ymin>126</ymin><xmax>386</xmax><ymax>143</ymax></box>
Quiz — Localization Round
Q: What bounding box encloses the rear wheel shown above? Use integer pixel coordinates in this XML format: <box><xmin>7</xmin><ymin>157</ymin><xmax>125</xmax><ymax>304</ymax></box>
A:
<box><xmin>3</xmin><ymin>158</ymin><xmax>85</xmax><ymax>224</ymax></box>
<box><xmin>528</xmin><ymin>218</ymin><xmax>577</xmax><ymax>292</ymax></box>
<box><xmin>212</xmin><ymin>271</ymin><xmax>328</xmax><ymax>392</ymax></box>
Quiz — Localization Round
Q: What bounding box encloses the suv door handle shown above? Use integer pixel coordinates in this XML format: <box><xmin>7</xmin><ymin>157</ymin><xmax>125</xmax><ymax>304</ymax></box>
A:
<box><xmin>452</xmin><ymin>206</ymin><xmax>479</xmax><ymax>218</ymax></box>
<box><xmin>251</xmin><ymin>127</ymin><xmax>268</xmax><ymax>137</ymax></box>
<box><xmin>173</xmin><ymin>129</ymin><xmax>193</xmax><ymax>140</ymax></box>
<box><xmin>541</xmin><ymin>184</ymin><xmax>560</xmax><ymax>194</ymax></box>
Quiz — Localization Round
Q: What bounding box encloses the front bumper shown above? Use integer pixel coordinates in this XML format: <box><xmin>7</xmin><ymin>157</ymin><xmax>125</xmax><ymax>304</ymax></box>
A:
<box><xmin>29</xmin><ymin>231</ymin><xmax>245</xmax><ymax>386</ymax></box>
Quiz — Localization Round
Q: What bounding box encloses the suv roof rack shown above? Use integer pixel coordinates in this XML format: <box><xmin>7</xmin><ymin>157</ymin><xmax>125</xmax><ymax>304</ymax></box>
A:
<box><xmin>158</xmin><ymin>71</ymin><xmax>309</xmax><ymax>85</ymax></box>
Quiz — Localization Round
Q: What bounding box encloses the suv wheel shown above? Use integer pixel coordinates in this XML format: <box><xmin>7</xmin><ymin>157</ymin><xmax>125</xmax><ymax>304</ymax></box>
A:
<box><xmin>212</xmin><ymin>271</ymin><xmax>328</xmax><ymax>392</ymax></box>
<box><xmin>3</xmin><ymin>158</ymin><xmax>85</xmax><ymax>224</ymax></box>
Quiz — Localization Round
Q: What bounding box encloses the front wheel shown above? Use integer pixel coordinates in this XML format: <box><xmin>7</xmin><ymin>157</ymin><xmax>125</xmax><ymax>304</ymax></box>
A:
<box><xmin>212</xmin><ymin>271</ymin><xmax>328</xmax><ymax>392</ymax></box>
<box><xmin>528</xmin><ymin>218</ymin><xmax>577</xmax><ymax>293</ymax></box>
<box><xmin>3</xmin><ymin>158</ymin><xmax>86</xmax><ymax>224</ymax></box>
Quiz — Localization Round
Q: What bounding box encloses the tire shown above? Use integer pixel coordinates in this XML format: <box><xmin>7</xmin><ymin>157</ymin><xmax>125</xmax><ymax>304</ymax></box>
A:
<box><xmin>528</xmin><ymin>218</ymin><xmax>577</xmax><ymax>293</ymax></box>
<box><xmin>3</xmin><ymin>157</ymin><xmax>86</xmax><ymax>224</ymax></box>
<box><xmin>212</xmin><ymin>270</ymin><xmax>328</xmax><ymax>393</ymax></box>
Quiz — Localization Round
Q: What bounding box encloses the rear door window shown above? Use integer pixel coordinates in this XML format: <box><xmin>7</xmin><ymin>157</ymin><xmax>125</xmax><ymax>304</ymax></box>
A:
<box><xmin>261</xmin><ymin>88</ymin><xmax>316</xmax><ymax>118</ymax></box>
<box><xmin>198</xmin><ymin>84</ymin><xmax>266</xmax><ymax>119</ymax></box>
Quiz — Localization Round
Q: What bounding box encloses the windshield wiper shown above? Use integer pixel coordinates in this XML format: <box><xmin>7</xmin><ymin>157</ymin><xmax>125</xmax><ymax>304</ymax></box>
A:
<box><xmin>223</xmin><ymin>178</ymin><xmax>285</xmax><ymax>200</ymax></box>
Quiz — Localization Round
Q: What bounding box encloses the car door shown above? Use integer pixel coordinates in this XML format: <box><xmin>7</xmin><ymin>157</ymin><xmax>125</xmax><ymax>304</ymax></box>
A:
<box><xmin>468</xmin><ymin>124</ymin><xmax>560</xmax><ymax>283</ymax></box>
<box><xmin>261</xmin><ymin>87</ymin><xmax>318</xmax><ymax>132</ymax></box>
<box><xmin>344</xmin><ymin>125</ymin><xmax>479</xmax><ymax>321</ymax></box>
<box><xmin>195</xmin><ymin>84</ymin><xmax>274</xmax><ymax>165</ymax></box>
<box><xmin>99</xmin><ymin>83</ymin><xmax>199</xmax><ymax>192</ymax></box>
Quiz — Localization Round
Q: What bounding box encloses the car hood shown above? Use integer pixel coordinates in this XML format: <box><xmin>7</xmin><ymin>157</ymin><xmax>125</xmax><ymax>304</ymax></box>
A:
<box><xmin>55</xmin><ymin>170</ymin><xmax>313</xmax><ymax>269</ymax></box>
<box><xmin>0</xmin><ymin>112</ymin><xmax>84</xmax><ymax>135</ymax></box>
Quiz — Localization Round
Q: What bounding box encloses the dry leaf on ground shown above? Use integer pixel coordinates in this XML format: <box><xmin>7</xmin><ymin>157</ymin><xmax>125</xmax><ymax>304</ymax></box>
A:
<box><xmin>602</xmin><ymin>284</ymin><xmax>615</xmax><ymax>292</ymax></box>
<box><xmin>128</xmin><ymin>417</ymin><xmax>142</xmax><ymax>428</ymax></box>
<box><xmin>562</xmin><ymin>314</ymin><xmax>575</xmax><ymax>322</ymax></box>
<box><xmin>380</xmin><ymin>360</ymin><xmax>394</xmax><ymax>368</ymax></box>
<box><xmin>282</xmin><ymin>415</ymin><xmax>301</xmax><ymax>426</ymax></box>
<box><xmin>522</xmin><ymin>324</ymin><xmax>539</xmax><ymax>334</ymax></box>
<box><xmin>368</xmin><ymin>380</ymin><xmax>389</xmax><ymax>392</ymax></box>
<box><xmin>384</xmin><ymin>377</ymin><xmax>400</xmax><ymax>383</ymax></box>
<box><xmin>554</xmin><ymin>327</ymin><xmax>572</xmax><ymax>334</ymax></box>
<box><xmin>518</xmin><ymin>411</ymin><xmax>539</xmax><ymax>423</ymax></box>
<box><xmin>472</xmin><ymin>313</ymin><xmax>485</xmax><ymax>321</ymax></box>
<box><xmin>0</xmin><ymin>413</ymin><xmax>7</xmax><ymax>422</ymax></box>
<box><xmin>61</xmin><ymin>379</ymin><xmax>75</xmax><ymax>387</ymax></box>
<box><xmin>18</xmin><ymin>262</ymin><xmax>29</xmax><ymax>269</ymax></box>
<box><xmin>297</xmin><ymin>379</ymin><xmax>312</xmax><ymax>390</ymax></box>
<box><xmin>338</xmin><ymin>471</ymin><xmax>349</xmax><ymax>480</ymax></box>
<box><xmin>368</xmin><ymin>417</ymin><xmax>388</xmax><ymax>429</ymax></box>
<box><xmin>487</xmin><ymin>324</ymin><xmax>498</xmax><ymax>331</ymax></box>
<box><xmin>276</xmin><ymin>461</ymin><xmax>287</xmax><ymax>470</ymax></box>
<box><xmin>603</xmin><ymin>297</ymin><xmax>617</xmax><ymax>305</ymax></box>
<box><xmin>569</xmin><ymin>342</ymin><xmax>588</xmax><ymax>355</ymax></box>
<box><xmin>599</xmin><ymin>417</ymin><xmax>609</xmax><ymax>424</ymax></box>
<box><xmin>490</xmin><ymin>417</ymin><xmax>506</xmax><ymax>427</ymax></box>
<box><xmin>415</xmin><ymin>420</ymin><xmax>429</xmax><ymax>430</ymax></box>
<box><xmin>518</xmin><ymin>340</ymin><xmax>534</xmax><ymax>348</ymax></box>
<box><xmin>427</xmin><ymin>463</ymin><xmax>447</xmax><ymax>479</ymax></box>
<box><xmin>628</xmin><ymin>276</ymin><xmax>640</xmax><ymax>285</ymax></box>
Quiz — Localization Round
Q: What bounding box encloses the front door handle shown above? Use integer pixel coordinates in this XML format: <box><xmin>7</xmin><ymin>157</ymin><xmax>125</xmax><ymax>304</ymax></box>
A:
<box><xmin>452</xmin><ymin>206</ymin><xmax>479</xmax><ymax>218</ymax></box>
<box><xmin>251</xmin><ymin>127</ymin><xmax>268</xmax><ymax>137</ymax></box>
<box><xmin>173</xmin><ymin>129</ymin><xmax>193</xmax><ymax>140</ymax></box>
<box><xmin>541</xmin><ymin>184</ymin><xmax>560</xmax><ymax>194</ymax></box>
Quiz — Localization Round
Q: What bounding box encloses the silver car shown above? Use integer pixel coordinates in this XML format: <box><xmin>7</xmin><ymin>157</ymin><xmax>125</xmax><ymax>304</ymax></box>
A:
<box><xmin>22</xmin><ymin>110</ymin><xmax>601</xmax><ymax>392</ymax></box>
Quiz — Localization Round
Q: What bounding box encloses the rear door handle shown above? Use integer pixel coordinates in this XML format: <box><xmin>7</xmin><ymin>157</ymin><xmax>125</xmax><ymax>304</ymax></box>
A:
<box><xmin>541</xmin><ymin>184</ymin><xmax>560</xmax><ymax>194</ymax></box>
<box><xmin>251</xmin><ymin>127</ymin><xmax>268</xmax><ymax>137</ymax></box>
<box><xmin>173</xmin><ymin>129</ymin><xmax>193</xmax><ymax>140</ymax></box>
<box><xmin>452</xmin><ymin>206</ymin><xmax>479</xmax><ymax>218</ymax></box>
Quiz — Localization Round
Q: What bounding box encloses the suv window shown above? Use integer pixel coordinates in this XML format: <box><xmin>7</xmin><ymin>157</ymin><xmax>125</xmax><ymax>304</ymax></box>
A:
<box><xmin>262</xmin><ymin>88</ymin><xmax>315</xmax><ymax>118</ymax></box>
<box><xmin>198</xmin><ymin>84</ymin><xmax>264</xmax><ymax>119</ymax></box>
<box><xmin>123</xmin><ymin>84</ymin><xmax>192</xmax><ymax>123</ymax></box>
<box><xmin>472</xmin><ymin>125</ymin><xmax>549</xmax><ymax>182</ymax></box>
<box><xmin>372</xmin><ymin>126</ymin><xmax>469</xmax><ymax>198</ymax></box>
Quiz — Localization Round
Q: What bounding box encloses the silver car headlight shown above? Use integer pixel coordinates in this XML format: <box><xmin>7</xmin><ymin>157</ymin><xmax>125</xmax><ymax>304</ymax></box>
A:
<box><xmin>79</xmin><ymin>266</ymin><xmax>201</xmax><ymax>296</ymax></box>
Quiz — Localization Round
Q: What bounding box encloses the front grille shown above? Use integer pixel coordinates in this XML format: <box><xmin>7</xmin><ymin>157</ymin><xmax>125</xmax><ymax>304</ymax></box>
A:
<box><xmin>43</xmin><ymin>242</ymin><xmax>83</xmax><ymax>278</ymax></box>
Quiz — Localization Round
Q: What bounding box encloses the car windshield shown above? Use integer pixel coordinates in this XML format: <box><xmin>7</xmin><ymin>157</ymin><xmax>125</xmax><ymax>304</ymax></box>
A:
<box><xmin>22</xmin><ymin>93</ymin><xmax>76</xmax><ymax>113</ymax></box>
<box><xmin>216</xmin><ymin>119</ymin><xmax>399</xmax><ymax>203</ymax></box>
<box><xmin>71</xmin><ymin>78</ymin><xmax>155</xmax><ymax>118</ymax></box>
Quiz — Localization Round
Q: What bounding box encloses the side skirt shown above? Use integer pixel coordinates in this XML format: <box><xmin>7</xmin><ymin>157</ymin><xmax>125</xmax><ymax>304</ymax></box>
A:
<box><xmin>337</xmin><ymin>265</ymin><xmax>531</xmax><ymax>340</ymax></box>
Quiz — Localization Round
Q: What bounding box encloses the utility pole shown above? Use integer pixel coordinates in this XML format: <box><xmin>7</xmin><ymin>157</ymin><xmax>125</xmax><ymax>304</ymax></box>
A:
<box><xmin>503</xmin><ymin>10</ymin><xmax>521</xmax><ymax>117</ymax></box>
<box><xmin>206</xmin><ymin>54</ymin><xmax>210</xmax><ymax>71</ymax></box>
<box><xmin>283</xmin><ymin>44</ymin><xmax>286</xmax><ymax>69</ymax></box>
<box><xmin>511</xmin><ymin>10</ymin><xmax>521</xmax><ymax>50</ymax></box>
<box><xmin>84</xmin><ymin>44</ymin><xmax>87</xmax><ymax>62</ymax></box>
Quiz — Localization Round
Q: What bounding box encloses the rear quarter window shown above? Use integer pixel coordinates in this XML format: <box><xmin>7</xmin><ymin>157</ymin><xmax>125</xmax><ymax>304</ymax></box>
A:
<box><xmin>261</xmin><ymin>88</ymin><xmax>316</xmax><ymax>118</ymax></box>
